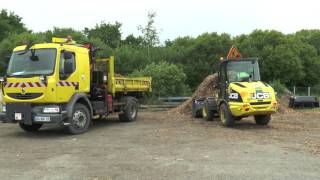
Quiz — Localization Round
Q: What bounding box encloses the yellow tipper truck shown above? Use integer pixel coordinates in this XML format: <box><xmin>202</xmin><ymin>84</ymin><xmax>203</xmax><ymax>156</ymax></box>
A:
<box><xmin>192</xmin><ymin>46</ymin><xmax>278</xmax><ymax>126</ymax></box>
<box><xmin>0</xmin><ymin>37</ymin><xmax>152</xmax><ymax>134</ymax></box>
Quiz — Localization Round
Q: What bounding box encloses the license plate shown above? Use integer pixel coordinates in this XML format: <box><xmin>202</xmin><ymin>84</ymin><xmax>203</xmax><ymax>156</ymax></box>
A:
<box><xmin>15</xmin><ymin>113</ymin><xmax>22</xmax><ymax>120</ymax></box>
<box><xmin>34</xmin><ymin>116</ymin><xmax>50</xmax><ymax>122</ymax></box>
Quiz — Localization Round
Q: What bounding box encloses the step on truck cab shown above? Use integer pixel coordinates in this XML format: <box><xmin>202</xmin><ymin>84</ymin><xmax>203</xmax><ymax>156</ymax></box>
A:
<box><xmin>192</xmin><ymin>46</ymin><xmax>278</xmax><ymax>126</ymax></box>
<box><xmin>0</xmin><ymin>37</ymin><xmax>152</xmax><ymax>134</ymax></box>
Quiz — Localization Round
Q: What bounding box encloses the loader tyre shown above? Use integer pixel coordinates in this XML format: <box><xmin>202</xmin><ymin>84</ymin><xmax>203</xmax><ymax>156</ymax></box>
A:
<box><xmin>219</xmin><ymin>103</ymin><xmax>235</xmax><ymax>127</ymax></box>
<box><xmin>119</xmin><ymin>97</ymin><xmax>138</xmax><ymax>122</ymax></box>
<box><xmin>19</xmin><ymin>123</ymin><xmax>42</xmax><ymax>132</ymax></box>
<box><xmin>202</xmin><ymin>100</ymin><xmax>214</xmax><ymax>121</ymax></box>
<box><xmin>68</xmin><ymin>103</ymin><xmax>91</xmax><ymax>135</ymax></box>
<box><xmin>254</xmin><ymin>115</ymin><xmax>271</xmax><ymax>125</ymax></box>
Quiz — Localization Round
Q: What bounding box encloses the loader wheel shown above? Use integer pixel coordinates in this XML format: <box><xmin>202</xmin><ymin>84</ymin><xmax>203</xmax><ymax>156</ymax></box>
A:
<box><xmin>19</xmin><ymin>123</ymin><xmax>42</xmax><ymax>132</ymax></box>
<box><xmin>202</xmin><ymin>100</ymin><xmax>214</xmax><ymax>121</ymax></box>
<box><xmin>219</xmin><ymin>103</ymin><xmax>235</xmax><ymax>127</ymax></box>
<box><xmin>68</xmin><ymin>103</ymin><xmax>91</xmax><ymax>135</ymax></box>
<box><xmin>119</xmin><ymin>97</ymin><xmax>138</xmax><ymax>122</ymax></box>
<box><xmin>254</xmin><ymin>115</ymin><xmax>271</xmax><ymax>125</ymax></box>
<box><xmin>234</xmin><ymin>117</ymin><xmax>242</xmax><ymax>121</ymax></box>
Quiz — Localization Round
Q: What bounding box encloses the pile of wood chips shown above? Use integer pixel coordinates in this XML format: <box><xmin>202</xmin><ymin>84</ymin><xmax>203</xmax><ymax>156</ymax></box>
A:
<box><xmin>171</xmin><ymin>73</ymin><xmax>218</xmax><ymax>114</ymax></box>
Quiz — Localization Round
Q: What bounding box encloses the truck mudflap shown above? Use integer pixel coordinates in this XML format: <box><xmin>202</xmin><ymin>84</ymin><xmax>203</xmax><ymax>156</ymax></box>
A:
<box><xmin>0</xmin><ymin>103</ymin><xmax>67</xmax><ymax>125</ymax></box>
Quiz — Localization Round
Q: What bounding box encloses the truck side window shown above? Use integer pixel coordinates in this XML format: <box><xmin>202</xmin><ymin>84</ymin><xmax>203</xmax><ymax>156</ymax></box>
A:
<box><xmin>60</xmin><ymin>51</ymin><xmax>76</xmax><ymax>80</ymax></box>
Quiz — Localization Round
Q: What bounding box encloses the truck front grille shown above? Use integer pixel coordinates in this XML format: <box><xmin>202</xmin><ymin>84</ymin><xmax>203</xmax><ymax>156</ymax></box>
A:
<box><xmin>7</xmin><ymin>93</ymin><xmax>43</xmax><ymax>100</ymax></box>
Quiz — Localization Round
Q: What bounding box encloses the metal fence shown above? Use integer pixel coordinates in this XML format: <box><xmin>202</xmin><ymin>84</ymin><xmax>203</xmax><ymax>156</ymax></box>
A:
<box><xmin>290</xmin><ymin>86</ymin><xmax>320</xmax><ymax>97</ymax></box>
<box><xmin>140</xmin><ymin>97</ymin><xmax>190</xmax><ymax>111</ymax></box>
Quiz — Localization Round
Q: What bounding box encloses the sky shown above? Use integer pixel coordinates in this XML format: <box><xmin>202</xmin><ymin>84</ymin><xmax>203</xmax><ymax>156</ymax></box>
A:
<box><xmin>1</xmin><ymin>0</ymin><xmax>320</xmax><ymax>41</ymax></box>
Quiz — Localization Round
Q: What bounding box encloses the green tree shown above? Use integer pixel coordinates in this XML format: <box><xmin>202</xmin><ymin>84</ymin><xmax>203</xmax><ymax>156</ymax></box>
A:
<box><xmin>169</xmin><ymin>33</ymin><xmax>232</xmax><ymax>89</ymax></box>
<box><xmin>138</xmin><ymin>11</ymin><xmax>160</xmax><ymax>62</ymax></box>
<box><xmin>138</xmin><ymin>11</ymin><xmax>160</xmax><ymax>47</ymax></box>
<box><xmin>0</xmin><ymin>9</ymin><xmax>27</xmax><ymax>42</ymax></box>
<box><xmin>0</xmin><ymin>32</ymin><xmax>47</xmax><ymax>75</ymax></box>
<box><xmin>85</xmin><ymin>22</ymin><xmax>122</xmax><ymax>48</ymax></box>
<box><xmin>122</xmin><ymin>34</ymin><xmax>144</xmax><ymax>47</ymax></box>
<box><xmin>44</xmin><ymin>27</ymin><xmax>88</xmax><ymax>43</ymax></box>
<box><xmin>131</xmin><ymin>62</ymin><xmax>190</xmax><ymax>97</ymax></box>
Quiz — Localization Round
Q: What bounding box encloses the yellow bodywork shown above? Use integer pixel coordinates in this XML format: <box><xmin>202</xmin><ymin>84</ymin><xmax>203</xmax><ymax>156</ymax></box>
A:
<box><xmin>95</xmin><ymin>58</ymin><xmax>152</xmax><ymax>95</ymax></box>
<box><xmin>2</xmin><ymin>41</ymin><xmax>151</xmax><ymax>104</ymax></box>
<box><xmin>227</xmin><ymin>81</ymin><xmax>278</xmax><ymax>117</ymax></box>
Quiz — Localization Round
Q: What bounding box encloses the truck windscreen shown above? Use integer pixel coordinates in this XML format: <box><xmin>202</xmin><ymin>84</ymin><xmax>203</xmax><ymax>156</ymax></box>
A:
<box><xmin>6</xmin><ymin>48</ymin><xmax>57</xmax><ymax>77</ymax></box>
<box><xmin>226</xmin><ymin>60</ymin><xmax>260</xmax><ymax>82</ymax></box>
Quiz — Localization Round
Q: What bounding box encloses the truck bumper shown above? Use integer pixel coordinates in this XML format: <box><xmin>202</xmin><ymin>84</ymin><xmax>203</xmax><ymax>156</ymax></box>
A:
<box><xmin>229</xmin><ymin>101</ymin><xmax>278</xmax><ymax>117</ymax></box>
<box><xmin>0</xmin><ymin>103</ymin><xmax>67</xmax><ymax>125</ymax></box>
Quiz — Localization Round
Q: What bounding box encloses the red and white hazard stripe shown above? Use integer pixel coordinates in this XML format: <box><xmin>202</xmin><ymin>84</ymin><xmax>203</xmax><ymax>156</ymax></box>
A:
<box><xmin>56</xmin><ymin>81</ymin><xmax>78</xmax><ymax>87</ymax></box>
<box><xmin>4</xmin><ymin>82</ymin><xmax>47</xmax><ymax>88</ymax></box>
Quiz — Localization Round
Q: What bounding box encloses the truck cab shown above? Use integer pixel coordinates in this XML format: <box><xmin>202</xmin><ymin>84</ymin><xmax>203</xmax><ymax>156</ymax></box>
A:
<box><xmin>0</xmin><ymin>38</ymin><xmax>151</xmax><ymax>134</ymax></box>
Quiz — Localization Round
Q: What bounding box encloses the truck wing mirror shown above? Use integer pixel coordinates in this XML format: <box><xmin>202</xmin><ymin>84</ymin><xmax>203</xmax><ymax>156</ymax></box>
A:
<box><xmin>64</xmin><ymin>51</ymin><xmax>73</xmax><ymax>59</ymax></box>
<box><xmin>64</xmin><ymin>60</ymin><xmax>74</xmax><ymax>74</ymax></box>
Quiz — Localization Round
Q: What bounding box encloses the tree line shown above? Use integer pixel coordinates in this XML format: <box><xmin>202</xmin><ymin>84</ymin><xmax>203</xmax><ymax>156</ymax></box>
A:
<box><xmin>1</xmin><ymin>9</ymin><xmax>320</xmax><ymax>97</ymax></box>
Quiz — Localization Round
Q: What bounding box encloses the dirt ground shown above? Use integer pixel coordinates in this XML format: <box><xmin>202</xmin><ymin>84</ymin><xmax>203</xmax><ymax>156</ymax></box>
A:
<box><xmin>0</xmin><ymin>110</ymin><xmax>320</xmax><ymax>180</ymax></box>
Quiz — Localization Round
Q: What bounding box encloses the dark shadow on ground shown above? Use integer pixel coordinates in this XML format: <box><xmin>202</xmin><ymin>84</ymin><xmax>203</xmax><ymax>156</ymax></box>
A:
<box><xmin>0</xmin><ymin>116</ymin><xmax>130</xmax><ymax>138</ymax></box>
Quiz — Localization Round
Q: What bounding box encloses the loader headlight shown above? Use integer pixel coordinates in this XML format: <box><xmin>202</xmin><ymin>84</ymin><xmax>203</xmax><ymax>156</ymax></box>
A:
<box><xmin>43</xmin><ymin>106</ymin><xmax>60</xmax><ymax>113</ymax></box>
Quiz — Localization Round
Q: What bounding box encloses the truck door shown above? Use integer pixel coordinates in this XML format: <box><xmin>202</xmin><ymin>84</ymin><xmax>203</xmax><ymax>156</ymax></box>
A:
<box><xmin>56</xmin><ymin>50</ymin><xmax>79</xmax><ymax>102</ymax></box>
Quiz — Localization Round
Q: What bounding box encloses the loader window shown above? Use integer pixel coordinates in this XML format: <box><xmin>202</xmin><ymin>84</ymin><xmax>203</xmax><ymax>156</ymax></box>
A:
<box><xmin>227</xmin><ymin>60</ymin><xmax>260</xmax><ymax>82</ymax></box>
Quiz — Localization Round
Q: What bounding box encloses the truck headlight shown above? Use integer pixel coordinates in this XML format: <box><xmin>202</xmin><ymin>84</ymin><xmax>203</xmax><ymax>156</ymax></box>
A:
<box><xmin>43</xmin><ymin>106</ymin><xmax>60</xmax><ymax>113</ymax></box>
<box><xmin>2</xmin><ymin>105</ymin><xmax>6</xmax><ymax>112</ymax></box>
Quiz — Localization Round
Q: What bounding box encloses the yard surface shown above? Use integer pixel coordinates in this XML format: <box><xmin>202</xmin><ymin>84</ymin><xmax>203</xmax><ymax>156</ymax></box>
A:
<box><xmin>0</xmin><ymin>110</ymin><xmax>319</xmax><ymax>180</ymax></box>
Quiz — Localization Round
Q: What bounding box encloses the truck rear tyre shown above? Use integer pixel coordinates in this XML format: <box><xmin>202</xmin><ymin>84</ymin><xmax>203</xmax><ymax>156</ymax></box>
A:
<box><xmin>202</xmin><ymin>100</ymin><xmax>214</xmax><ymax>121</ymax></box>
<box><xmin>219</xmin><ymin>103</ymin><xmax>235</xmax><ymax>127</ymax></box>
<box><xmin>119</xmin><ymin>97</ymin><xmax>138</xmax><ymax>122</ymax></box>
<box><xmin>254</xmin><ymin>115</ymin><xmax>271</xmax><ymax>125</ymax></box>
<box><xmin>68</xmin><ymin>103</ymin><xmax>91</xmax><ymax>135</ymax></box>
<box><xmin>19</xmin><ymin>123</ymin><xmax>42</xmax><ymax>132</ymax></box>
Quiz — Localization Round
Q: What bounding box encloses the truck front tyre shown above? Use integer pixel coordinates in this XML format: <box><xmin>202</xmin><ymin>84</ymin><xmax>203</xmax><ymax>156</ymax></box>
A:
<box><xmin>219</xmin><ymin>103</ymin><xmax>235</xmax><ymax>127</ymax></box>
<box><xmin>19</xmin><ymin>123</ymin><xmax>42</xmax><ymax>132</ymax></box>
<box><xmin>68</xmin><ymin>103</ymin><xmax>91</xmax><ymax>135</ymax></box>
<box><xmin>254</xmin><ymin>115</ymin><xmax>271</xmax><ymax>125</ymax></box>
<box><xmin>119</xmin><ymin>97</ymin><xmax>138</xmax><ymax>122</ymax></box>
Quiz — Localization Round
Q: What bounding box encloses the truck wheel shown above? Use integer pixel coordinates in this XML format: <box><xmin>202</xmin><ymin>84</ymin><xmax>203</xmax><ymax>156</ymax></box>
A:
<box><xmin>202</xmin><ymin>100</ymin><xmax>214</xmax><ymax>121</ymax></box>
<box><xmin>119</xmin><ymin>97</ymin><xmax>138</xmax><ymax>122</ymax></box>
<box><xmin>219</xmin><ymin>103</ymin><xmax>235</xmax><ymax>127</ymax></box>
<box><xmin>254</xmin><ymin>115</ymin><xmax>271</xmax><ymax>125</ymax></box>
<box><xmin>68</xmin><ymin>103</ymin><xmax>91</xmax><ymax>135</ymax></box>
<box><xmin>19</xmin><ymin>123</ymin><xmax>42</xmax><ymax>132</ymax></box>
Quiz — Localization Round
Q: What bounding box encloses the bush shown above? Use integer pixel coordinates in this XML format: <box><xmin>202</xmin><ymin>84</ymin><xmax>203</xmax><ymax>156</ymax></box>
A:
<box><xmin>269</xmin><ymin>79</ymin><xmax>287</xmax><ymax>96</ymax></box>
<box><xmin>130</xmin><ymin>62</ymin><xmax>191</xmax><ymax>97</ymax></box>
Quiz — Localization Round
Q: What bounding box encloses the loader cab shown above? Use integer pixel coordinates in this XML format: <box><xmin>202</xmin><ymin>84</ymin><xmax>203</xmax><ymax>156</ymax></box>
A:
<box><xmin>218</xmin><ymin>59</ymin><xmax>260</xmax><ymax>98</ymax></box>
